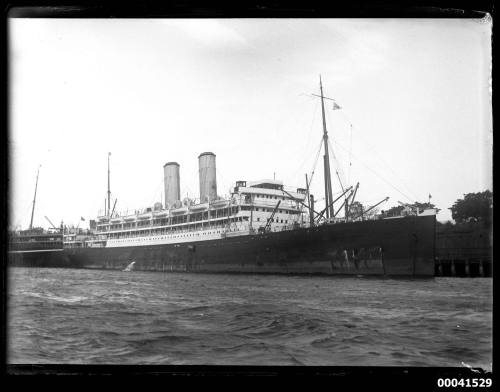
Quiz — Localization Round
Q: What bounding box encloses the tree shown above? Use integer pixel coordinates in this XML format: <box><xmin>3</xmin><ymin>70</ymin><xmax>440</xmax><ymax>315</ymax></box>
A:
<box><xmin>436</xmin><ymin>220</ymin><xmax>454</xmax><ymax>228</ymax></box>
<box><xmin>449</xmin><ymin>190</ymin><xmax>492</xmax><ymax>224</ymax></box>
<box><xmin>383</xmin><ymin>201</ymin><xmax>439</xmax><ymax>217</ymax></box>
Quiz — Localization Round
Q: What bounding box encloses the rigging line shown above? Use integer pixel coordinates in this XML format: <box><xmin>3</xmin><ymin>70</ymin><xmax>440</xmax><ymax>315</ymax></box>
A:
<box><xmin>330</xmin><ymin>138</ymin><xmax>416</xmax><ymax>203</ymax></box>
<box><xmin>216</xmin><ymin>168</ymin><xmax>230</xmax><ymax>198</ymax></box>
<box><xmin>307</xmin><ymin>137</ymin><xmax>324</xmax><ymax>189</ymax></box>
<box><xmin>296</xmin><ymin>95</ymin><xmax>320</xmax><ymax>154</ymax></box>
<box><xmin>290</xmin><ymin>104</ymin><xmax>321</xmax><ymax>180</ymax></box>
<box><xmin>147</xmin><ymin>177</ymin><xmax>164</xmax><ymax>206</ymax></box>
<box><xmin>327</xmin><ymin>138</ymin><xmax>347</xmax><ymax>190</ymax></box>
<box><xmin>271</xmin><ymin>95</ymin><xmax>319</xmax><ymax>176</ymax></box>
<box><xmin>348</xmin><ymin>124</ymin><xmax>353</xmax><ymax>187</ymax></box>
<box><xmin>352</xmin><ymin>124</ymin><xmax>421</xmax><ymax>201</ymax></box>
<box><xmin>323</xmin><ymin>101</ymin><xmax>349</xmax><ymax>188</ymax></box>
<box><xmin>336</xmin><ymin>105</ymin><xmax>363</xmax><ymax>134</ymax></box>
<box><xmin>276</xmin><ymin>94</ymin><xmax>315</xmax><ymax>147</ymax></box>
<box><xmin>338</xmin><ymin>113</ymin><xmax>421</xmax><ymax>201</ymax></box>
<box><xmin>327</xmin><ymin>137</ymin><xmax>345</xmax><ymax>178</ymax></box>
<box><xmin>293</xmin><ymin>97</ymin><xmax>329</xmax><ymax>187</ymax></box>
<box><xmin>291</xmin><ymin>135</ymin><xmax>322</xmax><ymax>188</ymax></box>
<box><xmin>306</xmin><ymin>98</ymin><xmax>320</xmax><ymax>147</ymax></box>
<box><xmin>184</xmin><ymin>184</ymin><xmax>194</xmax><ymax>200</ymax></box>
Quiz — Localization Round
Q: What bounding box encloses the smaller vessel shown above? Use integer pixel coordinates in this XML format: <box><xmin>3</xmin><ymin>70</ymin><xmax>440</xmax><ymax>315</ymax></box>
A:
<box><xmin>8</xmin><ymin>165</ymin><xmax>66</xmax><ymax>267</ymax></box>
<box><xmin>123</xmin><ymin>261</ymin><xmax>136</xmax><ymax>272</ymax></box>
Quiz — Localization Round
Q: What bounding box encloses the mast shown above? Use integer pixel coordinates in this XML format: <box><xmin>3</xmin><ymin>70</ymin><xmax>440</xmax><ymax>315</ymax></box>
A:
<box><xmin>319</xmin><ymin>76</ymin><xmax>334</xmax><ymax>219</ymax></box>
<box><xmin>107</xmin><ymin>152</ymin><xmax>111</xmax><ymax>217</ymax></box>
<box><xmin>305</xmin><ymin>173</ymin><xmax>313</xmax><ymax>227</ymax></box>
<box><xmin>29</xmin><ymin>165</ymin><xmax>41</xmax><ymax>230</ymax></box>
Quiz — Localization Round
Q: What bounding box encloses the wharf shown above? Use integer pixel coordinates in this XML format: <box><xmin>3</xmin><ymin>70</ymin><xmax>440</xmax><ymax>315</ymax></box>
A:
<box><xmin>434</xmin><ymin>222</ymin><xmax>492</xmax><ymax>277</ymax></box>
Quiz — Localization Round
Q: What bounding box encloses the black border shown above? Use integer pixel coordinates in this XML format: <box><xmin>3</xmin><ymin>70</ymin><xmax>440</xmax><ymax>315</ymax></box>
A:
<box><xmin>1</xmin><ymin>0</ymin><xmax>495</xmax><ymax>384</ymax></box>
<box><xmin>3</xmin><ymin>0</ymin><xmax>495</xmax><ymax>18</ymax></box>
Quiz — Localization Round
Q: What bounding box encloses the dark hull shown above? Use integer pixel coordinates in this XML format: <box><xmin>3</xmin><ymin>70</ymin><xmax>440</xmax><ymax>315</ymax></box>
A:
<box><xmin>9</xmin><ymin>215</ymin><xmax>436</xmax><ymax>276</ymax></box>
<box><xmin>8</xmin><ymin>249</ymin><xmax>69</xmax><ymax>268</ymax></box>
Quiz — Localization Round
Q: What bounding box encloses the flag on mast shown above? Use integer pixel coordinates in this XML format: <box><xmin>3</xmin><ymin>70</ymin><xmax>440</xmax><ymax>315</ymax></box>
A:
<box><xmin>332</xmin><ymin>101</ymin><xmax>341</xmax><ymax>110</ymax></box>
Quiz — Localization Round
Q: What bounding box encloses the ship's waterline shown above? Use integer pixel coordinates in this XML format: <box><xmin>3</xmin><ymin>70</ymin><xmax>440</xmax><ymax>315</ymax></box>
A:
<box><xmin>11</xmin><ymin>215</ymin><xmax>436</xmax><ymax>276</ymax></box>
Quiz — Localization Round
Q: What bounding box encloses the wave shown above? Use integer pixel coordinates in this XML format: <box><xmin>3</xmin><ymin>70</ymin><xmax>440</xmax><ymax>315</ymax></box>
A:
<box><xmin>8</xmin><ymin>268</ymin><xmax>492</xmax><ymax>366</ymax></box>
<box><xmin>167</xmin><ymin>305</ymin><xmax>213</xmax><ymax>315</ymax></box>
<box><xmin>27</xmin><ymin>292</ymin><xmax>88</xmax><ymax>304</ymax></box>
<box><xmin>310</xmin><ymin>332</ymin><xmax>338</xmax><ymax>346</ymax></box>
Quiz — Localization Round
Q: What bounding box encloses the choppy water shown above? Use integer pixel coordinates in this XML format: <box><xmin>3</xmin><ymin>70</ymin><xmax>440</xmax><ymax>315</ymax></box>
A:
<box><xmin>7</xmin><ymin>267</ymin><xmax>492</xmax><ymax>368</ymax></box>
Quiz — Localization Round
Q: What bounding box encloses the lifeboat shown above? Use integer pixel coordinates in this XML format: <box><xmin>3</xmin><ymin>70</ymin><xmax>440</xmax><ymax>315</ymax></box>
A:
<box><xmin>211</xmin><ymin>199</ymin><xmax>230</xmax><ymax>208</ymax></box>
<box><xmin>171</xmin><ymin>206</ymin><xmax>188</xmax><ymax>215</ymax></box>
<box><xmin>189</xmin><ymin>202</ymin><xmax>209</xmax><ymax>212</ymax></box>
<box><xmin>153</xmin><ymin>210</ymin><xmax>169</xmax><ymax>217</ymax></box>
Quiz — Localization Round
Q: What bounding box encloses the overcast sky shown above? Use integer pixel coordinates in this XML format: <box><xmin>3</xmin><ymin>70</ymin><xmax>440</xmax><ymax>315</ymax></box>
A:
<box><xmin>9</xmin><ymin>18</ymin><xmax>492</xmax><ymax>228</ymax></box>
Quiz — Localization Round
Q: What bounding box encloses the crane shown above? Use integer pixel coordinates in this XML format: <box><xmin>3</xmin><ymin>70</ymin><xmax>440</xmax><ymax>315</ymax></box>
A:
<box><xmin>345</xmin><ymin>182</ymin><xmax>360</xmax><ymax>222</ymax></box>
<box><xmin>111</xmin><ymin>198</ymin><xmax>118</xmax><ymax>217</ymax></box>
<box><xmin>261</xmin><ymin>200</ymin><xmax>281</xmax><ymax>233</ymax></box>
<box><xmin>315</xmin><ymin>186</ymin><xmax>353</xmax><ymax>224</ymax></box>
<box><xmin>351</xmin><ymin>197</ymin><xmax>389</xmax><ymax>221</ymax></box>
<box><xmin>44</xmin><ymin>216</ymin><xmax>57</xmax><ymax>230</ymax></box>
<box><xmin>281</xmin><ymin>189</ymin><xmax>322</xmax><ymax>219</ymax></box>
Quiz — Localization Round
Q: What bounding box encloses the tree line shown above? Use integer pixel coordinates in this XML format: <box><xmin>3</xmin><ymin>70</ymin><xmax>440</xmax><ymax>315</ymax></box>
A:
<box><xmin>348</xmin><ymin>190</ymin><xmax>492</xmax><ymax>224</ymax></box>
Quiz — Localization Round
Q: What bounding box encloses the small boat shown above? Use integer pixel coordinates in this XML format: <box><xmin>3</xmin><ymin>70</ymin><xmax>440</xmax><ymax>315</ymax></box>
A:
<box><xmin>123</xmin><ymin>261</ymin><xmax>135</xmax><ymax>272</ymax></box>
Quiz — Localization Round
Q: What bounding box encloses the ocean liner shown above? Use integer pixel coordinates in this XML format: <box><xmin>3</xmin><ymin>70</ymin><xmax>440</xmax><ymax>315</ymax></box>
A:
<box><xmin>9</xmin><ymin>79</ymin><xmax>437</xmax><ymax>275</ymax></box>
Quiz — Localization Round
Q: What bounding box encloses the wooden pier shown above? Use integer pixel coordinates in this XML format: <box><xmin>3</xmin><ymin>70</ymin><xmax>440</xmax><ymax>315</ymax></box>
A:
<box><xmin>434</xmin><ymin>222</ymin><xmax>492</xmax><ymax>277</ymax></box>
<box><xmin>434</xmin><ymin>257</ymin><xmax>491</xmax><ymax>277</ymax></box>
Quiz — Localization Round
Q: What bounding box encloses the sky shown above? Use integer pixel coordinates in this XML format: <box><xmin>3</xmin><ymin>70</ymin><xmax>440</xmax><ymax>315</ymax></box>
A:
<box><xmin>8</xmin><ymin>18</ymin><xmax>492</xmax><ymax>229</ymax></box>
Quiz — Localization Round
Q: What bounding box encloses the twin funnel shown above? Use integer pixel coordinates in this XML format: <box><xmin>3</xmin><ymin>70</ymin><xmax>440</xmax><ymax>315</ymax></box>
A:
<box><xmin>163</xmin><ymin>152</ymin><xmax>217</xmax><ymax>208</ymax></box>
<box><xmin>163</xmin><ymin>162</ymin><xmax>180</xmax><ymax>208</ymax></box>
<box><xmin>198</xmin><ymin>152</ymin><xmax>217</xmax><ymax>203</ymax></box>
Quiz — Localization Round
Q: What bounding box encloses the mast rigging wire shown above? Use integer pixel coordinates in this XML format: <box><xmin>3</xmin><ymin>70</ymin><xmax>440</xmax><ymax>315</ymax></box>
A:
<box><xmin>306</xmin><ymin>137</ymin><xmax>324</xmax><ymax>190</ymax></box>
<box><xmin>337</xmin><ymin>110</ymin><xmax>421</xmax><ymax>202</ymax></box>
<box><xmin>330</xmin><ymin>138</ymin><xmax>416</xmax><ymax>203</ymax></box>
<box><xmin>289</xmin><ymin>101</ymin><xmax>320</xmax><ymax>181</ymax></box>
<box><xmin>348</xmin><ymin>124</ymin><xmax>353</xmax><ymax>187</ymax></box>
<box><xmin>327</xmin><ymin>138</ymin><xmax>347</xmax><ymax>192</ymax></box>
<box><xmin>321</xmin><ymin>95</ymin><xmax>348</xmax><ymax>192</ymax></box>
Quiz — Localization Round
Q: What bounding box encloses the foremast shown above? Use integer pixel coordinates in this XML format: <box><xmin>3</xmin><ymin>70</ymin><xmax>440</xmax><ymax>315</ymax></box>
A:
<box><xmin>29</xmin><ymin>165</ymin><xmax>41</xmax><ymax>230</ymax></box>
<box><xmin>107</xmin><ymin>152</ymin><xmax>111</xmax><ymax>217</ymax></box>
<box><xmin>319</xmin><ymin>76</ymin><xmax>334</xmax><ymax>219</ymax></box>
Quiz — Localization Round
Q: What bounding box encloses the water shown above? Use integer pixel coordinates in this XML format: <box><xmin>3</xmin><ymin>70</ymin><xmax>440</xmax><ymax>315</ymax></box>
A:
<box><xmin>7</xmin><ymin>268</ymin><xmax>492</xmax><ymax>368</ymax></box>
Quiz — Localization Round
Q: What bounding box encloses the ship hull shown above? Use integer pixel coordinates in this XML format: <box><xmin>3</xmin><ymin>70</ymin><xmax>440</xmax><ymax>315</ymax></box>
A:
<box><xmin>9</xmin><ymin>215</ymin><xmax>436</xmax><ymax>276</ymax></box>
<box><xmin>8</xmin><ymin>249</ymin><xmax>69</xmax><ymax>268</ymax></box>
